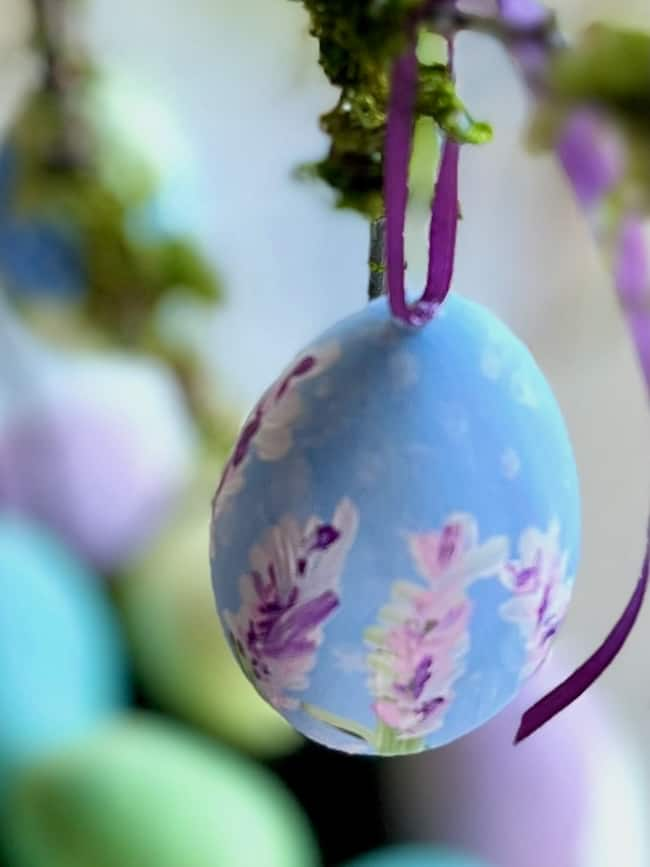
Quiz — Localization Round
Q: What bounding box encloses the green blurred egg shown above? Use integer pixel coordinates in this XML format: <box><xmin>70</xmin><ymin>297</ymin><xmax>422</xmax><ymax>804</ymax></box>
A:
<box><xmin>0</xmin><ymin>515</ymin><xmax>127</xmax><ymax>784</ymax></box>
<box><xmin>342</xmin><ymin>846</ymin><xmax>492</xmax><ymax>867</ymax></box>
<box><xmin>117</xmin><ymin>458</ymin><xmax>300</xmax><ymax>757</ymax></box>
<box><xmin>2</xmin><ymin>714</ymin><xmax>319</xmax><ymax>867</ymax></box>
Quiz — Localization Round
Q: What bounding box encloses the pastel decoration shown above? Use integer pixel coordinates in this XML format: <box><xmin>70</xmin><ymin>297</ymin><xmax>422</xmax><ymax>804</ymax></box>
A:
<box><xmin>342</xmin><ymin>845</ymin><xmax>493</xmax><ymax>867</ymax></box>
<box><xmin>118</xmin><ymin>459</ymin><xmax>300</xmax><ymax>757</ymax></box>
<box><xmin>210</xmin><ymin>293</ymin><xmax>581</xmax><ymax>755</ymax></box>
<box><xmin>0</xmin><ymin>515</ymin><xmax>127</xmax><ymax>783</ymax></box>
<box><xmin>556</xmin><ymin>109</ymin><xmax>625</xmax><ymax>211</ymax></box>
<box><xmin>380</xmin><ymin>655</ymin><xmax>648</xmax><ymax>867</ymax></box>
<box><xmin>2</xmin><ymin>714</ymin><xmax>319</xmax><ymax>867</ymax></box>
<box><xmin>0</xmin><ymin>350</ymin><xmax>196</xmax><ymax>572</ymax></box>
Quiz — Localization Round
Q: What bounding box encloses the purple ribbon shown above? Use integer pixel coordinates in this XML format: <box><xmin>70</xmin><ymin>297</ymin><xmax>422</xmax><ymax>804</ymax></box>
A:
<box><xmin>516</xmin><ymin>536</ymin><xmax>649</xmax><ymax>742</ymax></box>
<box><xmin>384</xmin><ymin>0</ymin><xmax>649</xmax><ymax>738</ymax></box>
<box><xmin>384</xmin><ymin>24</ymin><xmax>460</xmax><ymax>328</ymax></box>
<box><xmin>495</xmin><ymin>0</ymin><xmax>650</xmax><ymax>743</ymax></box>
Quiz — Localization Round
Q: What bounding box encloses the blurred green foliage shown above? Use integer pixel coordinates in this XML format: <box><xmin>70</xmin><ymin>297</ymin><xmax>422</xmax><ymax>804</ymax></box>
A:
<box><xmin>528</xmin><ymin>24</ymin><xmax>650</xmax><ymax>209</ymax></box>
<box><xmin>9</xmin><ymin>75</ymin><xmax>221</xmax><ymax>348</ymax></box>
<box><xmin>550</xmin><ymin>24</ymin><xmax>650</xmax><ymax>117</ymax></box>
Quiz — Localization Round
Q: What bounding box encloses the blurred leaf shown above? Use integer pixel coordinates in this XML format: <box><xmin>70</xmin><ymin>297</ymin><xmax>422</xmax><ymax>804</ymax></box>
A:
<box><xmin>3</xmin><ymin>76</ymin><xmax>222</xmax><ymax>349</ymax></box>
<box><xmin>550</xmin><ymin>24</ymin><xmax>650</xmax><ymax>117</ymax></box>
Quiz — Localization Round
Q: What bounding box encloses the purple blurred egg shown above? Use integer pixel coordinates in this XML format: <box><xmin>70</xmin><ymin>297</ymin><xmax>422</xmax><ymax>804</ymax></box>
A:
<box><xmin>0</xmin><ymin>354</ymin><xmax>196</xmax><ymax>572</ymax></box>
<box><xmin>616</xmin><ymin>216</ymin><xmax>649</xmax><ymax>309</ymax></box>
<box><xmin>381</xmin><ymin>655</ymin><xmax>647</xmax><ymax>867</ymax></box>
<box><xmin>556</xmin><ymin>109</ymin><xmax>625</xmax><ymax>210</ymax></box>
<box><xmin>626</xmin><ymin>311</ymin><xmax>650</xmax><ymax>388</ymax></box>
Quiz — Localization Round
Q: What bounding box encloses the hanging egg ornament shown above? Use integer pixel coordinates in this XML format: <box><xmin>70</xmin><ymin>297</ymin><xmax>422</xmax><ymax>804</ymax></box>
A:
<box><xmin>210</xmin><ymin>293</ymin><xmax>581</xmax><ymax>756</ymax></box>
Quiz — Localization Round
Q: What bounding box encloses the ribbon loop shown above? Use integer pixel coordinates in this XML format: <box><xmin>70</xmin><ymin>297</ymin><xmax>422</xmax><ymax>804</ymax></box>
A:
<box><xmin>384</xmin><ymin>39</ymin><xmax>460</xmax><ymax>328</ymax></box>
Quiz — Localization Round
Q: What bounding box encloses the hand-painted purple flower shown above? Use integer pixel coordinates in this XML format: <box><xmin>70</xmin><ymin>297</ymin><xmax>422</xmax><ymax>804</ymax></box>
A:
<box><xmin>224</xmin><ymin>498</ymin><xmax>359</xmax><ymax>710</ymax></box>
<box><xmin>410</xmin><ymin>513</ymin><xmax>509</xmax><ymax>589</ymax></box>
<box><xmin>556</xmin><ymin>108</ymin><xmax>625</xmax><ymax>210</ymax></box>
<box><xmin>366</xmin><ymin>515</ymin><xmax>508</xmax><ymax>740</ymax></box>
<box><xmin>212</xmin><ymin>342</ymin><xmax>340</xmax><ymax>525</ymax></box>
<box><xmin>498</xmin><ymin>0</ymin><xmax>548</xmax><ymax>28</ymax></box>
<box><xmin>500</xmin><ymin>521</ymin><xmax>573</xmax><ymax>678</ymax></box>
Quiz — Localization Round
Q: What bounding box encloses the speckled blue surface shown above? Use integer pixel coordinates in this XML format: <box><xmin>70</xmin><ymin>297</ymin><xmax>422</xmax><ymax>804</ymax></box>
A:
<box><xmin>210</xmin><ymin>294</ymin><xmax>581</xmax><ymax>755</ymax></box>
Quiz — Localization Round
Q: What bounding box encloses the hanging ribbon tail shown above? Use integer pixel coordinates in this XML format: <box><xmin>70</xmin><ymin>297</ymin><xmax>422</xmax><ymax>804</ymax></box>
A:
<box><xmin>516</xmin><ymin>531</ymin><xmax>650</xmax><ymax>744</ymax></box>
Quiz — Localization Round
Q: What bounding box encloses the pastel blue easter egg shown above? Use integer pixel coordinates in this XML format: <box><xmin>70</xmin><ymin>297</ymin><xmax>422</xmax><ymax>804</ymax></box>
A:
<box><xmin>342</xmin><ymin>845</ymin><xmax>492</xmax><ymax>867</ymax></box>
<box><xmin>0</xmin><ymin>515</ymin><xmax>127</xmax><ymax>784</ymax></box>
<box><xmin>210</xmin><ymin>294</ymin><xmax>581</xmax><ymax>756</ymax></box>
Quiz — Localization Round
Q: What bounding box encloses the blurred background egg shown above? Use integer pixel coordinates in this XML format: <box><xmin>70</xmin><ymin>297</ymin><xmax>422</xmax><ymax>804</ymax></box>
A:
<box><xmin>117</xmin><ymin>456</ymin><xmax>301</xmax><ymax>758</ymax></box>
<box><xmin>1</xmin><ymin>714</ymin><xmax>319</xmax><ymax>867</ymax></box>
<box><xmin>0</xmin><ymin>146</ymin><xmax>85</xmax><ymax>301</ymax></box>
<box><xmin>0</xmin><ymin>317</ymin><xmax>197</xmax><ymax>572</ymax></box>
<box><xmin>380</xmin><ymin>653</ymin><xmax>648</xmax><ymax>867</ymax></box>
<box><xmin>0</xmin><ymin>514</ymin><xmax>127</xmax><ymax>786</ymax></box>
<box><xmin>341</xmin><ymin>846</ymin><xmax>493</xmax><ymax>867</ymax></box>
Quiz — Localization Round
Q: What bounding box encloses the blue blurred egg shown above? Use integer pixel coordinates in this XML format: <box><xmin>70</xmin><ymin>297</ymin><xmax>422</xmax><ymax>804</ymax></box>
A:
<box><xmin>0</xmin><ymin>147</ymin><xmax>85</xmax><ymax>300</ymax></box>
<box><xmin>0</xmin><ymin>515</ymin><xmax>127</xmax><ymax>782</ymax></box>
<box><xmin>210</xmin><ymin>294</ymin><xmax>581</xmax><ymax>755</ymax></box>
<box><xmin>342</xmin><ymin>846</ymin><xmax>492</xmax><ymax>867</ymax></box>
<box><xmin>0</xmin><ymin>220</ymin><xmax>84</xmax><ymax>299</ymax></box>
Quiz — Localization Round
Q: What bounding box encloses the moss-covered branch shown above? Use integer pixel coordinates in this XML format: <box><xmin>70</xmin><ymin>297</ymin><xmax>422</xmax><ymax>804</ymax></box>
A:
<box><xmin>294</xmin><ymin>0</ymin><xmax>492</xmax><ymax>217</ymax></box>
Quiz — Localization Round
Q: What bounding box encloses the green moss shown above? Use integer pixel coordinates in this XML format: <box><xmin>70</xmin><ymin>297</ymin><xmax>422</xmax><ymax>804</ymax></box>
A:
<box><xmin>294</xmin><ymin>0</ymin><xmax>491</xmax><ymax>217</ymax></box>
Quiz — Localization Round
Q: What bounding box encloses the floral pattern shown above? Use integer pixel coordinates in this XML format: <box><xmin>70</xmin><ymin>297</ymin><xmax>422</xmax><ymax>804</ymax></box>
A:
<box><xmin>223</xmin><ymin>498</ymin><xmax>358</xmax><ymax>710</ymax></box>
<box><xmin>499</xmin><ymin>520</ymin><xmax>573</xmax><ymax>678</ymax></box>
<box><xmin>212</xmin><ymin>342</ymin><xmax>340</xmax><ymax>526</ymax></box>
<box><xmin>365</xmin><ymin>515</ymin><xmax>508</xmax><ymax>748</ymax></box>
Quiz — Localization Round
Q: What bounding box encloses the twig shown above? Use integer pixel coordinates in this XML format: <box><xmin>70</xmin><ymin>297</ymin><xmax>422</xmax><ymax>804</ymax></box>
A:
<box><xmin>368</xmin><ymin>217</ymin><xmax>387</xmax><ymax>299</ymax></box>
<box><xmin>32</xmin><ymin>0</ymin><xmax>66</xmax><ymax>93</ymax></box>
<box><xmin>30</xmin><ymin>0</ymin><xmax>86</xmax><ymax>171</ymax></box>
<box><xmin>426</xmin><ymin>3</ymin><xmax>562</xmax><ymax>50</ymax></box>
